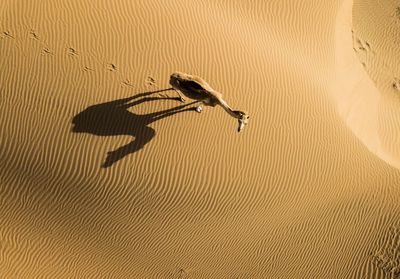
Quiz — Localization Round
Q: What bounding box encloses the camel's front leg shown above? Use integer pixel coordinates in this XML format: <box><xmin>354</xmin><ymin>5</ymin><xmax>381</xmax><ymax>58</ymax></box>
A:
<box><xmin>194</xmin><ymin>101</ymin><xmax>204</xmax><ymax>113</ymax></box>
<box><xmin>195</xmin><ymin>105</ymin><xmax>203</xmax><ymax>113</ymax></box>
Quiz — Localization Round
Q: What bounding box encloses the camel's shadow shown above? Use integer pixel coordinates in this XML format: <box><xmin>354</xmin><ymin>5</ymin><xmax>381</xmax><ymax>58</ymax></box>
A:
<box><xmin>72</xmin><ymin>89</ymin><xmax>196</xmax><ymax>168</ymax></box>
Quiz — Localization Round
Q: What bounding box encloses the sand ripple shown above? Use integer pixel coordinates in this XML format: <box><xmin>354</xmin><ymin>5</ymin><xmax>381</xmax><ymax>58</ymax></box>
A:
<box><xmin>0</xmin><ymin>0</ymin><xmax>400</xmax><ymax>278</ymax></box>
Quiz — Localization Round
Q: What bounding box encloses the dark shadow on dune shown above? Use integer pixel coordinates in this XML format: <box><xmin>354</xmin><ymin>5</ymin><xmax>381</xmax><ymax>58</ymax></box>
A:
<box><xmin>72</xmin><ymin>89</ymin><xmax>196</xmax><ymax>168</ymax></box>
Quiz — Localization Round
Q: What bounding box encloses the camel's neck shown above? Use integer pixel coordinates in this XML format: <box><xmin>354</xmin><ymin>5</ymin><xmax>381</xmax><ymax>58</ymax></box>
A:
<box><xmin>216</xmin><ymin>97</ymin><xmax>238</xmax><ymax>119</ymax></box>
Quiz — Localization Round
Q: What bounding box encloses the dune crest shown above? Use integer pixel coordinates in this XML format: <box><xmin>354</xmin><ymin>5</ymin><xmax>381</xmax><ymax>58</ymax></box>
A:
<box><xmin>333</xmin><ymin>0</ymin><xmax>400</xmax><ymax>169</ymax></box>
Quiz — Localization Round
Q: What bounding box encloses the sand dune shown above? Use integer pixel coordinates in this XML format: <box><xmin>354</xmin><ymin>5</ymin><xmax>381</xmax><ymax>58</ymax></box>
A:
<box><xmin>334</xmin><ymin>0</ymin><xmax>400</xmax><ymax>170</ymax></box>
<box><xmin>1</xmin><ymin>0</ymin><xmax>400</xmax><ymax>278</ymax></box>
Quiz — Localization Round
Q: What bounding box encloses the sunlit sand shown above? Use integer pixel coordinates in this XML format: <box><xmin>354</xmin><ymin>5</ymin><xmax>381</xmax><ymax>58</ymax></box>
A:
<box><xmin>0</xmin><ymin>0</ymin><xmax>399</xmax><ymax>278</ymax></box>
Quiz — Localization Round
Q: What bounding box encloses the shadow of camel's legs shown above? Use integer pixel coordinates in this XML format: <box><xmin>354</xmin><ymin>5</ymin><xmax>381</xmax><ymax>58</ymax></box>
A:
<box><xmin>101</xmin><ymin>105</ymin><xmax>196</xmax><ymax>168</ymax></box>
<box><xmin>102</xmin><ymin>126</ymin><xmax>156</xmax><ymax>168</ymax></box>
<box><xmin>148</xmin><ymin>101</ymin><xmax>199</xmax><ymax>121</ymax></box>
<box><xmin>151</xmin><ymin>106</ymin><xmax>196</xmax><ymax>122</ymax></box>
<box><xmin>120</xmin><ymin>95</ymin><xmax>180</xmax><ymax>110</ymax></box>
<box><xmin>103</xmin><ymin>88</ymin><xmax>175</xmax><ymax>109</ymax></box>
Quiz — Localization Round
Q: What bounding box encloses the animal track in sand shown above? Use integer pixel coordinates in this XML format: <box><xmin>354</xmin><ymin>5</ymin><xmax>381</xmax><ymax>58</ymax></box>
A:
<box><xmin>83</xmin><ymin>66</ymin><xmax>94</xmax><ymax>72</ymax></box>
<box><xmin>28</xmin><ymin>30</ymin><xmax>57</xmax><ymax>57</ymax></box>
<box><xmin>353</xmin><ymin>37</ymin><xmax>371</xmax><ymax>53</ymax></box>
<box><xmin>178</xmin><ymin>268</ymin><xmax>191</xmax><ymax>278</ymax></box>
<box><xmin>29</xmin><ymin>29</ymin><xmax>39</xmax><ymax>40</ymax></box>
<box><xmin>41</xmin><ymin>47</ymin><xmax>53</xmax><ymax>55</ymax></box>
<box><xmin>356</xmin><ymin>39</ymin><xmax>366</xmax><ymax>51</ymax></box>
<box><xmin>122</xmin><ymin>79</ymin><xmax>134</xmax><ymax>87</ymax></box>
<box><xmin>392</xmin><ymin>78</ymin><xmax>400</xmax><ymax>92</ymax></box>
<box><xmin>352</xmin><ymin>31</ymin><xmax>400</xmax><ymax>96</ymax></box>
<box><xmin>396</xmin><ymin>7</ymin><xmax>400</xmax><ymax>21</ymax></box>
<box><xmin>107</xmin><ymin>63</ymin><xmax>117</xmax><ymax>71</ymax></box>
<box><xmin>6</xmin><ymin>27</ymin><xmax>147</xmax><ymax>90</ymax></box>
<box><xmin>371</xmin><ymin>226</ymin><xmax>400</xmax><ymax>278</ymax></box>
<box><xmin>351</xmin><ymin>30</ymin><xmax>372</xmax><ymax>53</ymax></box>
<box><xmin>68</xmin><ymin>47</ymin><xmax>78</xmax><ymax>56</ymax></box>
<box><xmin>2</xmin><ymin>30</ymin><xmax>14</xmax><ymax>38</ymax></box>
<box><xmin>352</xmin><ymin>31</ymin><xmax>377</xmax><ymax>72</ymax></box>
<box><xmin>145</xmin><ymin>76</ymin><xmax>156</xmax><ymax>87</ymax></box>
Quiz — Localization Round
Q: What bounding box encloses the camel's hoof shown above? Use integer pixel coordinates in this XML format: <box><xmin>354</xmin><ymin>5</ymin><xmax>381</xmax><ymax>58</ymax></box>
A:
<box><xmin>195</xmin><ymin>106</ymin><xmax>203</xmax><ymax>113</ymax></box>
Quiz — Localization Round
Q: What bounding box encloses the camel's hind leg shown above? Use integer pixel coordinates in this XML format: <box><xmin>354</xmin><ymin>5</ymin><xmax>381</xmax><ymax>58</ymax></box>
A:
<box><xmin>173</xmin><ymin>88</ymin><xmax>186</xmax><ymax>103</ymax></box>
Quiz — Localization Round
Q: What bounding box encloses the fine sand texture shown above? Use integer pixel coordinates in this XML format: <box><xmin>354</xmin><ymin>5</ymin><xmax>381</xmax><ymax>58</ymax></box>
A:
<box><xmin>1</xmin><ymin>0</ymin><xmax>400</xmax><ymax>278</ymax></box>
<box><xmin>334</xmin><ymin>0</ymin><xmax>400</xmax><ymax>170</ymax></box>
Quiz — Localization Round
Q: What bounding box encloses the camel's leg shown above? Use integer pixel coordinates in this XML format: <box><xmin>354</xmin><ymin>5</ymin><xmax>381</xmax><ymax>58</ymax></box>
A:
<box><xmin>173</xmin><ymin>89</ymin><xmax>186</xmax><ymax>103</ymax></box>
<box><xmin>195</xmin><ymin>101</ymin><xmax>204</xmax><ymax>113</ymax></box>
<box><xmin>156</xmin><ymin>87</ymin><xmax>175</xmax><ymax>98</ymax></box>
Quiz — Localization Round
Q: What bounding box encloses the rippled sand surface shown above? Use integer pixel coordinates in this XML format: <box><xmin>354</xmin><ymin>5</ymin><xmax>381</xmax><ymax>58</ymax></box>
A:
<box><xmin>1</xmin><ymin>0</ymin><xmax>400</xmax><ymax>278</ymax></box>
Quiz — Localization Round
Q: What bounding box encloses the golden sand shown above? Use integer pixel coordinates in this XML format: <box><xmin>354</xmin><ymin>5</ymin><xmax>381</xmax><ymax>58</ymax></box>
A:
<box><xmin>0</xmin><ymin>0</ymin><xmax>400</xmax><ymax>278</ymax></box>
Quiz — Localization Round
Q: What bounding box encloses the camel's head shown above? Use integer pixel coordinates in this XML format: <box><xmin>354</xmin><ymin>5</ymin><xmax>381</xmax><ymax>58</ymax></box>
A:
<box><xmin>234</xmin><ymin>110</ymin><xmax>249</xmax><ymax>132</ymax></box>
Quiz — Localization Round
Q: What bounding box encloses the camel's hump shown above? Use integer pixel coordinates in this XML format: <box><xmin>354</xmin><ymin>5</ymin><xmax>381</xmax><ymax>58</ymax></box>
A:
<box><xmin>171</xmin><ymin>71</ymin><xmax>220</xmax><ymax>96</ymax></box>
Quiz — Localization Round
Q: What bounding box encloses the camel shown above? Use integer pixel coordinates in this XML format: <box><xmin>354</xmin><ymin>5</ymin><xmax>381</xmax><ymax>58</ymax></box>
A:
<box><xmin>169</xmin><ymin>71</ymin><xmax>249</xmax><ymax>132</ymax></box>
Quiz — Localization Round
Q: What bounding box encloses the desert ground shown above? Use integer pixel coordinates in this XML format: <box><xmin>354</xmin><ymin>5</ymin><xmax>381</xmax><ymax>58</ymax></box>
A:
<box><xmin>1</xmin><ymin>0</ymin><xmax>400</xmax><ymax>278</ymax></box>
